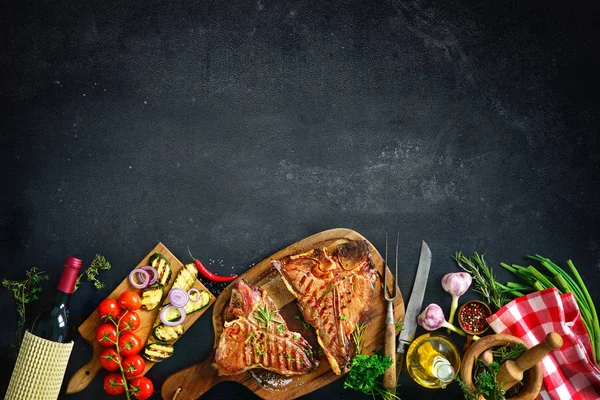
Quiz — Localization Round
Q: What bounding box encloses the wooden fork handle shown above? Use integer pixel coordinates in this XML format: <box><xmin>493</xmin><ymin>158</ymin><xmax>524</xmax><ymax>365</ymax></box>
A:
<box><xmin>383</xmin><ymin>301</ymin><xmax>397</xmax><ymax>391</ymax></box>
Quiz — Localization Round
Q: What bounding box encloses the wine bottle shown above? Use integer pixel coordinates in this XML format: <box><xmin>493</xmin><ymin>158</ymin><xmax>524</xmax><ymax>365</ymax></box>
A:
<box><xmin>30</xmin><ymin>255</ymin><xmax>82</xmax><ymax>342</ymax></box>
<box><xmin>6</xmin><ymin>255</ymin><xmax>83</xmax><ymax>400</ymax></box>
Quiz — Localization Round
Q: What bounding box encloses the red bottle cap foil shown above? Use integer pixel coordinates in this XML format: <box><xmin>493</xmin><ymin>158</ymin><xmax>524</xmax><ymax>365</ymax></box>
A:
<box><xmin>57</xmin><ymin>256</ymin><xmax>83</xmax><ymax>293</ymax></box>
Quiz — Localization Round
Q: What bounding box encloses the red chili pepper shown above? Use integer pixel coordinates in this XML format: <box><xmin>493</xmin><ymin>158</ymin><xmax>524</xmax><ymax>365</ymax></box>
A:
<box><xmin>187</xmin><ymin>248</ymin><xmax>238</xmax><ymax>282</ymax></box>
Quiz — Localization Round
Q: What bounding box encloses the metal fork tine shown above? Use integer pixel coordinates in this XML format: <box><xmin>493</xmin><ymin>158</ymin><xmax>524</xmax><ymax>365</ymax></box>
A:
<box><xmin>395</xmin><ymin>231</ymin><xmax>399</xmax><ymax>298</ymax></box>
<box><xmin>384</xmin><ymin>232</ymin><xmax>399</xmax><ymax>301</ymax></box>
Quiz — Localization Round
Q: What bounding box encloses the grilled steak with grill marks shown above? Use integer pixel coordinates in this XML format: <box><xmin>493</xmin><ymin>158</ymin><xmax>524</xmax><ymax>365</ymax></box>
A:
<box><xmin>213</xmin><ymin>279</ymin><xmax>318</xmax><ymax>376</ymax></box>
<box><xmin>273</xmin><ymin>240</ymin><xmax>378</xmax><ymax>375</ymax></box>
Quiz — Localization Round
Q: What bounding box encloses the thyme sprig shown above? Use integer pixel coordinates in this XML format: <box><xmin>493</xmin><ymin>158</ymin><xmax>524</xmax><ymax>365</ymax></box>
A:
<box><xmin>453</xmin><ymin>251</ymin><xmax>508</xmax><ymax>309</ymax></box>
<box><xmin>74</xmin><ymin>254</ymin><xmax>111</xmax><ymax>291</ymax></box>
<box><xmin>2</xmin><ymin>267</ymin><xmax>49</xmax><ymax>356</ymax></box>
<box><xmin>458</xmin><ymin>359</ymin><xmax>506</xmax><ymax>400</ymax></box>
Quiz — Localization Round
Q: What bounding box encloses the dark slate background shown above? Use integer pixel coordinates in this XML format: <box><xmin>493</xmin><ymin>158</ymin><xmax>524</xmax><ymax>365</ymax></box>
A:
<box><xmin>2</xmin><ymin>0</ymin><xmax>599</xmax><ymax>399</ymax></box>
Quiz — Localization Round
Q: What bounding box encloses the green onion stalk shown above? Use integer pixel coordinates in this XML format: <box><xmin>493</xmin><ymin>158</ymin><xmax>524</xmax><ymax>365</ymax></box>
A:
<box><xmin>500</xmin><ymin>256</ymin><xmax>600</xmax><ymax>364</ymax></box>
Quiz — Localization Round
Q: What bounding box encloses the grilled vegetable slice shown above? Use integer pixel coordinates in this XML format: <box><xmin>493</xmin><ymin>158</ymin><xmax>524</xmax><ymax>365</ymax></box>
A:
<box><xmin>150</xmin><ymin>253</ymin><xmax>173</xmax><ymax>286</ymax></box>
<box><xmin>142</xmin><ymin>342</ymin><xmax>174</xmax><ymax>362</ymax></box>
<box><xmin>170</xmin><ymin>263</ymin><xmax>198</xmax><ymax>292</ymax></box>
<box><xmin>140</xmin><ymin>283</ymin><xmax>164</xmax><ymax>311</ymax></box>
<box><xmin>160</xmin><ymin>290</ymin><xmax>211</xmax><ymax>321</ymax></box>
<box><xmin>153</xmin><ymin>323</ymin><xmax>185</xmax><ymax>342</ymax></box>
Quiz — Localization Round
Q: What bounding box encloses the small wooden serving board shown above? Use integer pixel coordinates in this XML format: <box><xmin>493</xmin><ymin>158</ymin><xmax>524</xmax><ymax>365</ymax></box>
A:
<box><xmin>161</xmin><ymin>228</ymin><xmax>405</xmax><ymax>400</ymax></box>
<box><xmin>66</xmin><ymin>242</ymin><xmax>216</xmax><ymax>394</ymax></box>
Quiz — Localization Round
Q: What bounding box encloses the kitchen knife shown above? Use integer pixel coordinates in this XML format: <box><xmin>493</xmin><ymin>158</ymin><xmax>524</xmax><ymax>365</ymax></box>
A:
<box><xmin>396</xmin><ymin>240</ymin><xmax>432</xmax><ymax>378</ymax></box>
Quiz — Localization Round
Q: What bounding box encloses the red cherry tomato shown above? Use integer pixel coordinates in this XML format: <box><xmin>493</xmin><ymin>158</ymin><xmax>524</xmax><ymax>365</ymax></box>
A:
<box><xmin>118</xmin><ymin>290</ymin><xmax>142</xmax><ymax>310</ymax></box>
<box><xmin>103</xmin><ymin>372</ymin><xmax>125</xmax><ymax>395</ymax></box>
<box><xmin>98</xmin><ymin>298</ymin><xmax>122</xmax><ymax>321</ymax></box>
<box><xmin>118</xmin><ymin>310</ymin><xmax>141</xmax><ymax>332</ymax></box>
<box><xmin>129</xmin><ymin>376</ymin><xmax>154</xmax><ymax>400</ymax></box>
<box><xmin>122</xmin><ymin>354</ymin><xmax>146</xmax><ymax>378</ymax></box>
<box><xmin>99</xmin><ymin>347</ymin><xmax>121</xmax><ymax>371</ymax></box>
<box><xmin>118</xmin><ymin>331</ymin><xmax>143</xmax><ymax>356</ymax></box>
<box><xmin>96</xmin><ymin>323</ymin><xmax>118</xmax><ymax>347</ymax></box>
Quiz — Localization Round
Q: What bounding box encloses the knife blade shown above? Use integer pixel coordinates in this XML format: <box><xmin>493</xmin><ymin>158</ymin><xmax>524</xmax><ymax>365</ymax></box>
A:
<box><xmin>396</xmin><ymin>240</ymin><xmax>431</xmax><ymax>379</ymax></box>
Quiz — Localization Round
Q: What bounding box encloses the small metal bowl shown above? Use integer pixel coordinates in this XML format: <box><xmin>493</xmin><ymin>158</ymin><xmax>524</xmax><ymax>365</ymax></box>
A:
<box><xmin>458</xmin><ymin>300</ymin><xmax>492</xmax><ymax>335</ymax></box>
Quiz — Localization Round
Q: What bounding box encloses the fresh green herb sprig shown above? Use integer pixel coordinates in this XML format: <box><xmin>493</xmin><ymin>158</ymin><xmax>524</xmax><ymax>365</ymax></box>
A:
<box><xmin>344</xmin><ymin>323</ymin><xmax>400</xmax><ymax>399</ymax></box>
<box><xmin>343</xmin><ymin>354</ymin><xmax>399</xmax><ymax>399</ymax></box>
<box><xmin>458</xmin><ymin>359</ymin><xmax>506</xmax><ymax>400</ymax></box>
<box><xmin>453</xmin><ymin>252</ymin><xmax>508</xmax><ymax>309</ymax></box>
<box><xmin>2</xmin><ymin>267</ymin><xmax>49</xmax><ymax>355</ymax></box>
<box><xmin>500</xmin><ymin>255</ymin><xmax>600</xmax><ymax>364</ymax></box>
<box><xmin>253</xmin><ymin>304</ymin><xmax>284</xmax><ymax>329</ymax></box>
<box><xmin>492</xmin><ymin>343</ymin><xmax>526</xmax><ymax>364</ymax></box>
<box><xmin>352</xmin><ymin>322</ymin><xmax>367</xmax><ymax>355</ymax></box>
<box><xmin>74</xmin><ymin>254</ymin><xmax>111</xmax><ymax>291</ymax></box>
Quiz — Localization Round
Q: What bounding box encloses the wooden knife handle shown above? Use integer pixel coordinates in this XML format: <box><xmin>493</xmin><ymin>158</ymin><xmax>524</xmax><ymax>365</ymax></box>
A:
<box><xmin>382</xmin><ymin>302</ymin><xmax>397</xmax><ymax>391</ymax></box>
<box><xmin>161</xmin><ymin>350</ymin><xmax>225</xmax><ymax>400</ymax></box>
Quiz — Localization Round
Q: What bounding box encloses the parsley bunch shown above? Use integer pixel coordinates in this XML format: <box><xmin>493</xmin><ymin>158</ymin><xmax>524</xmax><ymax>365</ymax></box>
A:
<box><xmin>344</xmin><ymin>323</ymin><xmax>400</xmax><ymax>399</ymax></box>
<box><xmin>343</xmin><ymin>354</ymin><xmax>394</xmax><ymax>396</ymax></box>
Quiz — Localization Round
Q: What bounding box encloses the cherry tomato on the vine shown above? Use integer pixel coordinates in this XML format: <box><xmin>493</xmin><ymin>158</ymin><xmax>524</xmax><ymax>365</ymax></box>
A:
<box><xmin>118</xmin><ymin>290</ymin><xmax>142</xmax><ymax>310</ymax></box>
<box><xmin>118</xmin><ymin>331</ymin><xmax>143</xmax><ymax>356</ymax></box>
<box><xmin>129</xmin><ymin>376</ymin><xmax>154</xmax><ymax>400</ymax></box>
<box><xmin>122</xmin><ymin>354</ymin><xmax>146</xmax><ymax>378</ymax></box>
<box><xmin>99</xmin><ymin>347</ymin><xmax>121</xmax><ymax>371</ymax></box>
<box><xmin>103</xmin><ymin>372</ymin><xmax>125</xmax><ymax>395</ymax></box>
<box><xmin>118</xmin><ymin>310</ymin><xmax>141</xmax><ymax>332</ymax></box>
<box><xmin>98</xmin><ymin>298</ymin><xmax>121</xmax><ymax>321</ymax></box>
<box><xmin>96</xmin><ymin>323</ymin><xmax>118</xmax><ymax>347</ymax></box>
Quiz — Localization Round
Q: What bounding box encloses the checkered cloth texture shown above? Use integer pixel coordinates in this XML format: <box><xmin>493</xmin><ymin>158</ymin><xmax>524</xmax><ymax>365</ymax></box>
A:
<box><xmin>487</xmin><ymin>288</ymin><xmax>600</xmax><ymax>400</ymax></box>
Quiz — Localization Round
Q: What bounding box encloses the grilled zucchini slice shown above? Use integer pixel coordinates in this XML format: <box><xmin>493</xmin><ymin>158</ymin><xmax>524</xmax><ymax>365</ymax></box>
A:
<box><xmin>140</xmin><ymin>283</ymin><xmax>164</xmax><ymax>311</ymax></box>
<box><xmin>142</xmin><ymin>342</ymin><xmax>174</xmax><ymax>362</ymax></box>
<box><xmin>150</xmin><ymin>253</ymin><xmax>173</xmax><ymax>286</ymax></box>
<box><xmin>153</xmin><ymin>323</ymin><xmax>185</xmax><ymax>342</ymax></box>
<box><xmin>170</xmin><ymin>263</ymin><xmax>198</xmax><ymax>292</ymax></box>
<box><xmin>161</xmin><ymin>290</ymin><xmax>211</xmax><ymax>322</ymax></box>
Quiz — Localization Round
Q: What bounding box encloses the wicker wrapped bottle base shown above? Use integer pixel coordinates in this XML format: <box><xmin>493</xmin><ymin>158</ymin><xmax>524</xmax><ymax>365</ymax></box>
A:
<box><xmin>6</xmin><ymin>330</ymin><xmax>74</xmax><ymax>400</ymax></box>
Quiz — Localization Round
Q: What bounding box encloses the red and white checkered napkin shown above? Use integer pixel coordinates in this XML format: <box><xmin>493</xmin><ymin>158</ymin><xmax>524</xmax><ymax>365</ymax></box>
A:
<box><xmin>486</xmin><ymin>287</ymin><xmax>600</xmax><ymax>400</ymax></box>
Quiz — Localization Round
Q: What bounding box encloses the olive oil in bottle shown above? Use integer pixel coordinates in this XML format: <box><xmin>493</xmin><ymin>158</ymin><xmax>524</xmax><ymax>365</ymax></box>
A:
<box><xmin>406</xmin><ymin>333</ymin><xmax>461</xmax><ymax>389</ymax></box>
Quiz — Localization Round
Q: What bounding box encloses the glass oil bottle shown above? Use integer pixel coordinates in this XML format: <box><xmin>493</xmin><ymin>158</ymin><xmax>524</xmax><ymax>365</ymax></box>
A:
<box><xmin>406</xmin><ymin>333</ymin><xmax>461</xmax><ymax>389</ymax></box>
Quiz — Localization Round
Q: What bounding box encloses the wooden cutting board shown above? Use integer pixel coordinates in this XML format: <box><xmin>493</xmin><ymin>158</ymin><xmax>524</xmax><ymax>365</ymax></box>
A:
<box><xmin>161</xmin><ymin>228</ymin><xmax>405</xmax><ymax>400</ymax></box>
<box><xmin>66</xmin><ymin>242</ymin><xmax>216</xmax><ymax>394</ymax></box>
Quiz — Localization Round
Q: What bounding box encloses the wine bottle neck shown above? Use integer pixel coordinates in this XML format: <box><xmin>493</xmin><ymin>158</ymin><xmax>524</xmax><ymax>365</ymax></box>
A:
<box><xmin>56</xmin><ymin>256</ymin><xmax>82</xmax><ymax>294</ymax></box>
<box><xmin>52</xmin><ymin>289</ymin><xmax>71</xmax><ymax>308</ymax></box>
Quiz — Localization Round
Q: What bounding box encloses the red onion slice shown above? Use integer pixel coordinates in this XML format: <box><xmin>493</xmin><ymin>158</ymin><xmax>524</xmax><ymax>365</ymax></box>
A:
<box><xmin>139</xmin><ymin>266</ymin><xmax>158</xmax><ymax>285</ymax></box>
<box><xmin>168</xmin><ymin>288</ymin><xmax>189</xmax><ymax>308</ymax></box>
<box><xmin>129</xmin><ymin>269</ymin><xmax>150</xmax><ymax>289</ymax></box>
<box><xmin>188</xmin><ymin>288</ymin><xmax>201</xmax><ymax>302</ymax></box>
<box><xmin>160</xmin><ymin>305</ymin><xmax>186</xmax><ymax>326</ymax></box>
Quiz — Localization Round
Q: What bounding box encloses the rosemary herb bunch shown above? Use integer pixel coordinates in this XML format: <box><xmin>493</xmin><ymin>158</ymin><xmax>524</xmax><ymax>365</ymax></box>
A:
<box><xmin>453</xmin><ymin>252</ymin><xmax>508</xmax><ymax>309</ymax></box>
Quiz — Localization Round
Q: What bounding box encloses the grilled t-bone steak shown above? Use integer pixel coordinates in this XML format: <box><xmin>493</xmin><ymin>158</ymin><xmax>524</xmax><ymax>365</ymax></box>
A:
<box><xmin>273</xmin><ymin>240</ymin><xmax>378</xmax><ymax>375</ymax></box>
<box><xmin>213</xmin><ymin>279</ymin><xmax>318</xmax><ymax>376</ymax></box>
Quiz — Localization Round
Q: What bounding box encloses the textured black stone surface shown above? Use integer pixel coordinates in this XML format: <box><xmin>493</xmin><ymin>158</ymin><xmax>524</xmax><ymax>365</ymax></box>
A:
<box><xmin>1</xmin><ymin>0</ymin><xmax>599</xmax><ymax>399</ymax></box>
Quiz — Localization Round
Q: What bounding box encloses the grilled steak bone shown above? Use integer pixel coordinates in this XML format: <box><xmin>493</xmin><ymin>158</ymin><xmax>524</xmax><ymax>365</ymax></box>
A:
<box><xmin>273</xmin><ymin>240</ymin><xmax>378</xmax><ymax>375</ymax></box>
<box><xmin>213</xmin><ymin>279</ymin><xmax>318</xmax><ymax>376</ymax></box>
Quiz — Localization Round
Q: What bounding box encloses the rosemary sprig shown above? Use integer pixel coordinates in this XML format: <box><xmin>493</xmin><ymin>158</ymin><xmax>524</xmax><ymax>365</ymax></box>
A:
<box><xmin>74</xmin><ymin>254</ymin><xmax>111</xmax><ymax>291</ymax></box>
<box><xmin>492</xmin><ymin>343</ymin><xmax>526</xmax><ymax>364</ymax></box>
<box><xmin>453</xmin><ymin>251</ymin><xmax>508</xmax><ymax>309</ymax></box>
<box><xmin>253</xmin><ymin>305</ymin><xmax>284</xmax><ymax>329</ymax></box>
<box><xmin>2</xmin><ymin>267</ymin><xmax>49</xmax><ymax>356</ymax></box>
<box><xmin>352</xmin><ymin>322</ymin><xmax>368</xmax><ymax>355</ymax></box>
